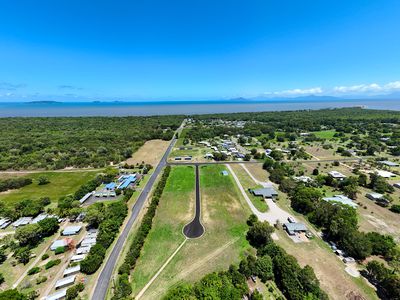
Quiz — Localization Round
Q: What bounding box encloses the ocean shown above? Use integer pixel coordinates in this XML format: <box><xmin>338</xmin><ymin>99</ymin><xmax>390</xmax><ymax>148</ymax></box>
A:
<box><xmin>0</xmin><ymin>99</ymin><xmax>399</xmax><ymax>117</ymax></box>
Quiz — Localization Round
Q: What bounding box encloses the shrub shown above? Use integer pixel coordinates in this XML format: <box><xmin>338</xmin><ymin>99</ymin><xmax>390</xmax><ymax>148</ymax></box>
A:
<box><xmin>45</xmin><ymin>259</ymin><xmax>61</xmax><ymax>270</ymax></box>
<box><xmin>27</xmin><ymin>267</ymin><xmax>41</xmax><ymax>275</ymax></box>
<box><xmin>390</xmin><ymin>204</ymin><xmax>400</xmax><ymax>213</ymax></box>
<box><xmin>41</xmin><ymin>253</ymin><xmax>49</xmax><ymax>260</ymax></box>
<box><xmin>54</xmin><ymin>247</ymin><xmax>65</xmax><ymax>255</ymax></box>
<box><xmin>36</xmin><ymin>275</ymin><xmax>47</xmax><ymax>285</ymax></box>
<box><xmin>66</xmin><ymin>283</ymin><xmax>85</xmax><ymax>300</ymax></box>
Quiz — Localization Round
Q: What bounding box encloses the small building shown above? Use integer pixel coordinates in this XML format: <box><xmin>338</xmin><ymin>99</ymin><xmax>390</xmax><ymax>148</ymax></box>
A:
<box><xmin>71</xmin><ymin>254</ymin><xmax>86</xmax><ymax>262</ymax></box>
<box><xmin>76</xmin><ymin>246</ymin><xmax>91</xmax><ymax>255</ymax></box>
<box><xmin>63</xmin><ymin>265</ymin><xmax>81</xmax><ymax>277</ymax></box>
<box><xmin>323</xmin><ymin>195</ymin><xmax>358</xmax><ymax>209</ymax></box>
<box><xmin>0</xmin><ymin>218</ymin><xmax>10</xmax><ymax>229</ymax></box>
<box><xmin>12</xmin><ymin>217</ymin><xmax>32</xmax><ymax>228</ymax></box>
<box><xmin>46</xmin><ymin>289</ymin><xmax>67</xmax><ymax>300</ymax></box>
<box><xmin>204</xmin><ymin>153</ymin><xmax>214</xmax><ymax>159</ymax></box>
<box><xmin>366</xmin><ymin>192</ymin><xmax>390</xmax><ymax>206</ymax></box>
<box><xmin>378</xmin><ymin>160</ymin><xmax>399</xmax><ymax>167</ymax></box>
<box><xmin>31</xmin><ymin>213</ymin><xmax>49</xmax><ymax>224</ymax></box>
<box><xmin>81</xmin><ymin>237</ymin><xmax>97</xmax><ymax>247</ymax></box>
<box><xmin>76</xmin><ymin>212</ymin><xmax>86</xmax><ymax>222</ymax></box>
<box><xmin>105</xmin><ymin>182</ymin><xmax>116</xmax><ymax>190</ymax></box>
<box><xmin>79</xmin><ymin>192</ymin><xmax>93</xmax><ymax>204</ymax></box>
<box><xmin>55</xmin><ymin>275</ymin><xmax>76</xmax><ymax>289</ymax></box>
<box><xmin>293</xmin><ymin>176</ymin><xmax>313</xmax><ymax>183</ymax></box>
<box><xmin>62</xmin><ymin>225</ymin><xmax>82</xmax><ymax>236</ymax></box>
<box><xmin>283</xmin><ymin>223</ymin><xmax>308</xmax><ymax>235</ymax></box>
<box><xmin>376</xmin><ymin>170</ymin><xmax>396</xmax><ymax>178</ymax></box>
<box><xmin>328</xmin><ymin>171</ymin><xmax>346</xmax><ymax>180</ymax></box>
<box><xmin>221</xmin><ymin>170</ymin><xmax>229</xmax><ymax>176</ymax></box>
<box><xmin>366</xmin><ymin>192</ymin><xmax>385</xmax><ymax>201</ymax></box>
<box><xmin>50</xmin><ymin>239</ymin><xmax>70</xmax><ymax>251</ymax></box>
<box><xmin>117</xmin><ymin>175</ymin><xmax>136</xmax><ymax>190</ymax></box>
<box><xmin>250</xmin><ymin>187</ymin><xmax>278</xmax><ymax>199</ymax></box>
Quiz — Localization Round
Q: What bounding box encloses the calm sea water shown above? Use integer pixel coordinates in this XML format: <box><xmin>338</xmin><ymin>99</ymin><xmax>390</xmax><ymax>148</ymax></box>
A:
<box><xmin>0</xmin><ymin>99</ymin><xmax>399</xmax><ymax>117</ymax></box>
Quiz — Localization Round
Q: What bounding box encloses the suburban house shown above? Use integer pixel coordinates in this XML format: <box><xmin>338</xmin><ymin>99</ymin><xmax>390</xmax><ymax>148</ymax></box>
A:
<box><xmin>12</xmin><ymin>217</ymin><xmax>33</xmax><ymax>228</ymax></box>
<box><xmin>50</xmin><ymin>238</ymin><xmax>72</xmax><ymax>251</ymax></box>
<box><xmin>366</xmin><ymin>192</ymin><xmax>390</xmax><ymax>206</ymax></box>
<box><xmin>63</xmin><ymin>265</ymin><xmax>81</xmax><ymax>277</ymax></box>
<box><xmin>55</xmin><ymin>275</ymin><xmax>76</xmax><ymax>290</ymax></box>
<box><xmin>283</xmin><ymin>222</ymin><xmax>308</xmax><ymax>235</ymax></box>
<box><xmin>250</xmin><ymin>187</ymin><xmax>278</xmax><ymax>199</ymax></box>
<box><xmin>293</xmin><ymin>176</ymin><xmax>313</xmax><ymax>183</ymax></box>
<box><xmin>328</xmin><ymin>171</ymin><xmax>347</xmax><ymax>181</ymax></box>
<box><xmin>378</xmin><ymin>160</ymin><xmax>399</xmax><ymax>167</ymax></box>
<box><xmin>376</xmin><ymin>170</ymin><xmax>396</xmax><ymax>178</ymax></box>
<box><xmin>62</xmin><ymin>225</ymin><xmax>82</xmax><ymax>236</ymax></box>
<box><xmin>322</xmin><ymin>195</ymin><xmax>358</xmax><ymax>208</ymax></box>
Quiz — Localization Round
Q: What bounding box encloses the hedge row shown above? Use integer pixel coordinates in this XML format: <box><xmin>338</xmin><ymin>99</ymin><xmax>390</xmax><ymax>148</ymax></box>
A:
<box><xmin>81</xmin><ymin>200</ymin><xmax>128</xmax><ymax>274</ymax></box>
<box><xmin>112</xmin><ymin>166</ymin><xmax>171</xmax><ymax>299</ymax></box>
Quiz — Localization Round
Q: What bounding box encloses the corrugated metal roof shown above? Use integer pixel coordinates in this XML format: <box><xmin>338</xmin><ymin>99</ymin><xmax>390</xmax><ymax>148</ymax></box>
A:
<box><xmin>55</xmin><ymin>275</ymin><xmax>76</xmax><ymax>289</ymax></box>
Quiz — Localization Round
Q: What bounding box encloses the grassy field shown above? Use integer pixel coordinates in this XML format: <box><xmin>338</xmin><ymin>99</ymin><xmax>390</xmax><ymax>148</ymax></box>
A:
<box><xmin>230</xmin><ymin>164</ymin><xmax>268</xmax><ymax>212</ymax></box>
<box><xmin>0</xmin><ymin>171</ymin><xmax>98</xmax><ymax>206</ymax></box>
<box><xmin>129</xmin><ymin>166</ymin><xmax>195</xmax><ymax>296</ymax></box>
<box><xmin>131</xmin><ymin>164</ymin><xmax>252</xmax><ymax>299</ymax></box>
<box><xmin>312</xmin><ymin>130</ymin><xmax>337</xmax><ymax>139</ymax></box>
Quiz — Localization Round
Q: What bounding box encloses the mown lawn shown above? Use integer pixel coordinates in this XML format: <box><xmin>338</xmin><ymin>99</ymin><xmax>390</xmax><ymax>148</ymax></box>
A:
<box><xmin>129</xmin><ymin>166</ymin><xmax>195</xmax><ymax>295</ymax></box>
<box><xmin>137</xmin><ymin>164</ymin><xmax>252</xmax><ymax>299</ymax></box>
<box><xmin>0</xmin><ymin>171</ymin><xmax>98</xmax><ymax>206</ymax></box>
<box><xmin>230</xmin><ymin>164</ymin><xmax>269</xmax><ymax>212</ymax></box>
<box><xmin>312</xmin><ymin>130</ymin><xmax>336</xmax><ymax>139</ymax></box>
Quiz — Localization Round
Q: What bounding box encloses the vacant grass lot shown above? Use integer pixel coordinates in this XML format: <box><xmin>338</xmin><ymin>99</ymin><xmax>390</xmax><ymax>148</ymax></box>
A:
<box><xmin>312</xmin><ymin>130</ymin><xmax>337</xmax><ymax>139</ymax></box>
<box><xmin>0</xmin><ymin>171</ymin><xmax>98</xmax><ymax>206</ymax></box>
<box><xmin>132</xmin><ymin>165</ymin><xmax>252</xmax><ymax>299</ymax></box>
<box><xmin>129</xmin><ymin>166</ymin><xmax>195</xmax><ymax>295</ymax></box>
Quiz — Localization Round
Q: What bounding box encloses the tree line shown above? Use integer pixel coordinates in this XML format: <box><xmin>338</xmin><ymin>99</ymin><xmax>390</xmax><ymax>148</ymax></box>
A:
<box><xmin>0</xmin><ymin>116</ymin><xmax>183</xmax><ymax>170</ymax></box>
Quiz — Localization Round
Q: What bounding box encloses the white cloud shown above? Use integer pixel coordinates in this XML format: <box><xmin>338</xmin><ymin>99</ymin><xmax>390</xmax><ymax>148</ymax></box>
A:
<box><xmin>333</xmin><ymin>81</ymin><xmax>400</xmax><ymax>95</ymax></box>
<box><xmin>264</xmin><ymin>87</ymin><xmax>323</xmax><ymax>97</ymax></box>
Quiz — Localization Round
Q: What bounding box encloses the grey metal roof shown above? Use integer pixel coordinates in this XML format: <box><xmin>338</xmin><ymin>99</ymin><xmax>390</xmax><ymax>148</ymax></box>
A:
<box><xmin>251</xmin><ymin>187</ymin><xmax>278</xmax><ymax>198</ymax></box>
<box><xmin>283</xmin><ymin>222</ymin><xmax>308</xmax><ymax>232</ymax></box>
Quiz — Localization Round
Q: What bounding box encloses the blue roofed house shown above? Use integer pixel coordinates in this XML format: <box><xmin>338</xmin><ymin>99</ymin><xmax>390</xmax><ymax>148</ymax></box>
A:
<box><xmin>105</xmin><ymin>182</ymin><xmax>116</xmax><ymax>190</ymax></box>
<box><xmin>117</xmin><ymin>174</ymin><xmax>136</xmax><ymax>190</ymax></box>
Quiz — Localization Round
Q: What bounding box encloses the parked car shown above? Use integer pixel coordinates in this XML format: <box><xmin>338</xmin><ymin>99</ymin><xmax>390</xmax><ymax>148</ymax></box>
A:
<box><xmin>343</xmin><ymin>257</ymin><xmax>355</xmax><ymax>263</ymax></box>
<box><xmin>287</xmin><ymin>216</ymin><xmax>296</xmax><ymax>223</ymax></box>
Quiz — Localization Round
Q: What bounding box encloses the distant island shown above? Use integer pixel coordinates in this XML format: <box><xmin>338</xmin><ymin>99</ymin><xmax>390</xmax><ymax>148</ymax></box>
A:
<box><xmin>28</xmin><ymin>100</ymin><xmax>61</xmax><ymax>104</ymax></box>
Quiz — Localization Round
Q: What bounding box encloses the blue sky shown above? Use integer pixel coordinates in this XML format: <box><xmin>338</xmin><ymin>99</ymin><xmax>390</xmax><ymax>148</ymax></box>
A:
<box><xmin>1</xmin><ymin>0</ymin><xmax>400</xmax><ymax>101</ymax></box>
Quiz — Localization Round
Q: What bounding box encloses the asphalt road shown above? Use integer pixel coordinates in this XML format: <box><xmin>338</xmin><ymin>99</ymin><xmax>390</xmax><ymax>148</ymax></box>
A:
<box><xmin>92</xmin><ymin>135</ymin><xmax>178</xmax><ymax>300</ymax></box>
<box><xmin>183</xmin><ymin>165</ymin><xmax>205</xmax><ymax>238</ymax></box>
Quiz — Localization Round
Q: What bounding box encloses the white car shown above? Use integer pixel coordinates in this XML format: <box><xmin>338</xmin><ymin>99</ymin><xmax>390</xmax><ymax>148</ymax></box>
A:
<box><xmin>287</xmin><ymin>217</ymin><xmax>296</xmax><ymax>223</ymax></box>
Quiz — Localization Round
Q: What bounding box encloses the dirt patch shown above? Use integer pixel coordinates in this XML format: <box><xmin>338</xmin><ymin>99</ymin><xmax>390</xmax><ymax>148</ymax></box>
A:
<box><xmin>126</xmin><ymin>140</ymin><xmax>169</xmax><ymax>166</ymax></box>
